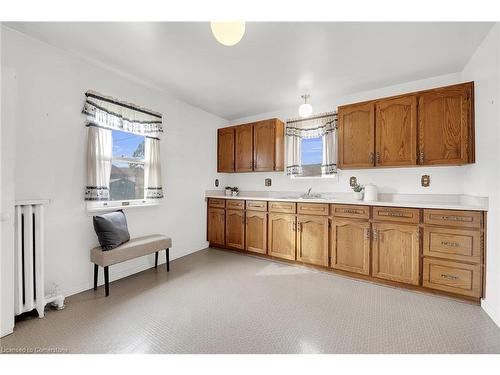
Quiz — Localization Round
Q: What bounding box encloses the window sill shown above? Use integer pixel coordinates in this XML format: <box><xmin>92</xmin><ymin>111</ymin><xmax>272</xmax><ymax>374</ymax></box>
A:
<box><xmin>86</xmin><ymin>200</ymin><xmax>161</xmax><ymax>213</ymax></box>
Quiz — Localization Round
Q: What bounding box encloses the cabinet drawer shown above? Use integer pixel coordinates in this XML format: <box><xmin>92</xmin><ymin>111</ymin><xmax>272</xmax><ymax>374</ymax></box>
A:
<box><xmin>208</xmin><ymin>198</ymin><xmax>226</xmax><ymax>208</ymax></box>
<box><xmin>226</xmin><ymin>199</ymin><xmax>244</xmax><ymax>210</ymax></box>
<box><xmin>423</xmin><ymin>227</ymin><xmax>481</xmax><ymax>263</ymax></box>
<box><xmin>269</xmin><ymin>201</ymin><xmax>296</xmax><ymax>214</ymax></box>
<box><xmin>423</xmin><ymin>209</ymin><xmax>482</xmax><ymax>229</ymax></box>
<box><xmin>331</xmin><ymin>204</ymin><xmax>370</xmax><ymax>219</ymax></box>
<box><xmin>246</xmin><ymin>200</ymin><xmax>268</xmax><ymax>212</ymax></box>
<box><xmin>297</xmin><ymin>203</ymin><xmax>329</xmax><ymax>216</ymax></box>
<box><xmin>423</xmin><ymin>258</ymin><xmax>482</xmax><ymax>298</ymax></box>
<box><xmin>373</xmin><ymin>206</ymin><xmax>420</xmax><ymax>224</ymax></box>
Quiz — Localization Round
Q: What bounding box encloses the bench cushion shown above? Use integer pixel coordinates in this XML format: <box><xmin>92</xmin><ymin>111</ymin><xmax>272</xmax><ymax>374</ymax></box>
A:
<box><xmin>90</xmin><ymin>234</ymin><xmax>172</xmax><ymax>267</ymax></box>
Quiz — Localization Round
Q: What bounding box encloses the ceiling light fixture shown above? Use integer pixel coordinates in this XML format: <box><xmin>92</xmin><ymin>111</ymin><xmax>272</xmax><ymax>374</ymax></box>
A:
<box><xmin>210</xmin><ymin>22</ymin><xmax>246</xmax><ymax>46</ymax></box>
<box><xmin>299</xmin><ymin>94</ymin><xmax>313</xmax><ymax>118</ymax></box>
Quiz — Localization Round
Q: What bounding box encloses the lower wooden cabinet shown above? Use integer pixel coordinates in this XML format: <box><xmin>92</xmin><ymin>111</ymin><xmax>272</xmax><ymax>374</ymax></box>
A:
<box><xmin>245</xmin><ymin>211</ymin><xmax>267</xmax><ymax>254</ymax></box>
<box><xmin>268</xmin><ymin>213</ymin><xmax>296</xmax><ymax>260</ymax></box>
<box><xmin>331</xmin><ymin>219</ymin><xmax>370</xmax><ymax>275</ymax></box>
<box><xmin>423</xmin><ymin>258</ymin><xmax>482</xmax><ymax>298</ymax></box>
<box><xmin>208</xmin><ymin>207</ymin><xmax>225</xmax><ymax>246</ymax></box>
<box><xmin>208</xmin><ymin>199</ymin><xmax>486</xmax><ymax>301</ymax></box>
<box><xmin>372</xmin><ymin>222</ymin><xmax>420</xmax><ymax>285</ymax></box>
<box><xmin>225</xmin><ymin>209</ymin><xmax>245</xmax><ymax>249</ymax></box>
<box><xmin>296</xmin><ymin>215</ymin><xmax>329</xmax><ymax>266</ymax></box>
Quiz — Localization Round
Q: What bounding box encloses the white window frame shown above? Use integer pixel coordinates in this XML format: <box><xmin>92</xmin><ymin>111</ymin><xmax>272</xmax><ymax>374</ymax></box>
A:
<box><xmin>86</xmin><ymin>132</ymin><xmax>160</xmax><ymax>212</ymax></box>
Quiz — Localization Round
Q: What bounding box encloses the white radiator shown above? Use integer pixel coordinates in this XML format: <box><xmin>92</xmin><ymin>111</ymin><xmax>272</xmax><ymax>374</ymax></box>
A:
<box><xmin>14</xmin><ymin>201</ymin><xmax>64</xmax><ymax>318</ymax></box>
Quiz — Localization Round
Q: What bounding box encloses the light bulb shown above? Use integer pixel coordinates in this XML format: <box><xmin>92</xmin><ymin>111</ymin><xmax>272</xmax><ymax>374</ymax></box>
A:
<box><xmin>210</xmin><ymin>22</ymin><xmax>246</xmax><ymax>46</ymax></box>
<box><xmin>299</xmin><ymin>103</ymin><xmax>313</xmax><ymax>118</ymax></box>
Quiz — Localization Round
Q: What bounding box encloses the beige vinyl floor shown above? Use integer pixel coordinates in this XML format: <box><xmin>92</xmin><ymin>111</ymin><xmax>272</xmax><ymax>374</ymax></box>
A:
<box><xmin>1</xmin><ymin>248</ymin><xmax>500</xmax><ymax>354</ymax></box>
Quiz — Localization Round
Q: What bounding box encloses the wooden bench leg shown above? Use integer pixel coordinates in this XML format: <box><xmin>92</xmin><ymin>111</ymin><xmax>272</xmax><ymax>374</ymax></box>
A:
<box><xmin>155</xmin><ymin>251</ymin><xmax>159</xmax><ymax>268</ymax></box>
<box><xmin>94</xmin><ymin>264</ymin><xmax>98</xmax><ymax>290</ymax></box>
<box><xmin>104</xmin><ymin>266</ymin><xmax>109</xmax><ymax>297</ymax></box>
<box><xmin>166</xmin><ymin>248</ymin><xmax>170</xmax><ymax>272</ymax></box>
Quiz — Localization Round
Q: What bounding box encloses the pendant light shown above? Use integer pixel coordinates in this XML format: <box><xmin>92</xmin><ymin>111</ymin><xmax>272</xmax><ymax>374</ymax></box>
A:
<box><xmin>210</xmin><ymin>22</ymin><xmax>246</xmax><ymax>46</ymax></box>
<box><xmin>298</xmin><ymin>94</ymin><xmax>313</xmax><ymax>118</ymax></box>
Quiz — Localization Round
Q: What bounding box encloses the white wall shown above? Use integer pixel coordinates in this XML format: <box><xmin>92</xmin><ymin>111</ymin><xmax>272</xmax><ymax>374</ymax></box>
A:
<box><xmin>226</xmin><ymin>73</ymin><xmax>467</xmax><ymax>195</ymax></box>
<box><xmin>461</xmin><ymin>24</ymin><xmax>500</xmax><ymax>326</ymax></box>
<box><xmin>0</xmin><ymin>26</ymin><xmax>228</xmax><ymax>304</ymax></box>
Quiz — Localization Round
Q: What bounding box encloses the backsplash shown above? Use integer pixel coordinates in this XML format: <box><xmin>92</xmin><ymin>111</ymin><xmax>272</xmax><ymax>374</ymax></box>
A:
<box><xmin>225</xmin><ymin>165</ymin><xmax>467</xmax><ymax>195</ymax></box>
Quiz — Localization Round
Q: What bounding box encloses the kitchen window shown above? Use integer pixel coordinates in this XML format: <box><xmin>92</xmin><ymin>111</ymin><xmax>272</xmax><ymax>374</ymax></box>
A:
<box><xmin>286</xmin><ymin>112</ymin><xmax>338</xmax><ymax>179</ymax></box>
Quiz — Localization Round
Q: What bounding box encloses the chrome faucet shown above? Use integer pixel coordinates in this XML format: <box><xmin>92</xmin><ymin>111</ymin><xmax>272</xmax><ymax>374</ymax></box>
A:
<box><xmin>305</xmin><ymin>188</ymin><xmax>312</xmax><ymax>197</ymax></box>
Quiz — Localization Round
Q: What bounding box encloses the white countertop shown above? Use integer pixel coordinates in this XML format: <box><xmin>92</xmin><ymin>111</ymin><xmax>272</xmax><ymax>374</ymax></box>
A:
<box><xmin>205</xmin><ymin>190</ymin><xmax>488</xmax><ymax>211</ymax></box>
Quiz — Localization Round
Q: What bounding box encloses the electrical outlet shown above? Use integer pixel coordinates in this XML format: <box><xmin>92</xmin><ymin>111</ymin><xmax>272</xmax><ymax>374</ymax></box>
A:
<box><xmin>421</xmin><ymin>175</ymin><xmax>430</xmax><ymax>187</ymax></box>
<box><xmin>215</xmin><ymin>179</ymin><xmax>219</xmax><ymax>187</ymax></box>
<box><xmin>350</xmin><ymin>176</ymin><xmax>357</xmax><ymax>187</ymax></box>
<box><xmin>265</xmin><ymin>178</ymin><xmax>272</xmax><ymax>187</ymax></box>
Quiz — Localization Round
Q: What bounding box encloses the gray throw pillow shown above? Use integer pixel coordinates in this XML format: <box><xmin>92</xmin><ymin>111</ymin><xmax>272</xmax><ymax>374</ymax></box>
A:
<box><xmin>93</xmin><ymin>210</ymin><xmax>130</xmax><ymax>250</ymax></box>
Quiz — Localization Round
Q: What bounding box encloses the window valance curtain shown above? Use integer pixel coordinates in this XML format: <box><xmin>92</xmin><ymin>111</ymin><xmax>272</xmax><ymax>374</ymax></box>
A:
<box><xmin>285</xmin><ymin>112</ymin><xmax>338</xmax><ymax>176</ymax></box>
<box><xmin>82</xmin><ymin>90</ymin><xmax>163</xmax><ymax>139</ymax></box>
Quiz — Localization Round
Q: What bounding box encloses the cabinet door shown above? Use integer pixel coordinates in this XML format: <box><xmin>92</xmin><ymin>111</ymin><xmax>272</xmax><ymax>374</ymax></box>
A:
<box><xmin>217</xmin><ymin>127</ymin><xmax>235</xmax><ymax>172</ymax></box>
<box><xmin>253</xmin><ymin>120</ymin><xmax>276</xmax><ymax>171</ymax></box>
<box><xmin>226</xmin><ymin>209</ymin><xmax>245</xmax><ymax>250</ymax></box>
<box><xmin>235</xmin><ymin>124</ymin><xmax>253</xmax><ymax>172</ymax></box>
<box><xmin>375</xmin><ymin>96</ymin><xmax>417</xmax><ymax>166</ymax></box>
<box><xmin>418</xmin><ymin>83</ymin><xmax>473</xmax><ymax>165</ymax></box>
<box><xmin>331</xmin><ymin>219</ymin><xmax>370</xmax><ymax>275</ymax></box>
<box><xmin>372</xmin><ymin>222</ymin><xmax>420</xmax><ymax>285</ymax></box>
<box><xmin>245</xmin><ymin>211</ymin><xmax>267</xmax><ymax>254</ymax></box>
<box><xmin>268</xmin><ymin>213</ymin><xmax>296</xmax><ymax>260</ymax></box>
<box><xmin>297</xmin><ymin>215</ymin><xmax>329</xmax><ymax>266</ymax></box>
<box><xmin>208</xmin><ymin>207</ymin><xmax>225</xmax><ymax>246</ymax></box>
<box><xmin>338</xmin><ymin>102</ymin><xmax>375</xmax><ymax>168</ymax></box>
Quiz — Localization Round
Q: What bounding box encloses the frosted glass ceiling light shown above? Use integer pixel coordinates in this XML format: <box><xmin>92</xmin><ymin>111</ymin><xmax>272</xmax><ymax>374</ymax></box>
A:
<box><xmin>210</xmin><ymin>22</ymin><xmax>246</xmax><ymax>46</ymax></box>
<box><xmin>299</xmin><ymin>94</ymin><xmax>313</xmax><ymax>118</ymax></box>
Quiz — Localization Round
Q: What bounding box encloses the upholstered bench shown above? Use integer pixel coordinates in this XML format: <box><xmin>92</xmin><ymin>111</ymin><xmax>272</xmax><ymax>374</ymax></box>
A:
<box><xmin>90</xmin><ymin>234</ymin><xmax>172</xmax><ymax>296</ymax></box>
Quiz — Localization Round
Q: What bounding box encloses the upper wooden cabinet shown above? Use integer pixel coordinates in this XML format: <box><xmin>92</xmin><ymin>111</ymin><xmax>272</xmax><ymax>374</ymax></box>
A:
<box><xmin>418</xmin><ymin>83</ymin><xmax>474</xmax><ymax>165</ymax></box>
<box><xmin>338</xmin><ymin>82</ymin><xmax>474</xmax><ymax>169</ymax></box>
<box><xmin>217</xmin><ymin>127</ymin><xmax>235</xmax><ymax>173</ymax></box>
<box><xmin>217</xmin><ymin>118</ymin><xmax>284</xmax><ymax>173</ymax></box>
<box><xmin>235</xmin><ymin>124</ymin><xmax>253</xmax><ymax>172</ymax></box>
<box><xmin>253</xmin><ymin>119</ymin><xmax>285</xmax><ymax>172</ymax></box>
<box><xmin>375</xmin><ymin>96</ymin><xmax>417</xmax><ymax>166</ymax></box>
<box><xmin>338</xmin><ymin>102</ymin><xmax>375</xmax><ymax>168</ymax></box>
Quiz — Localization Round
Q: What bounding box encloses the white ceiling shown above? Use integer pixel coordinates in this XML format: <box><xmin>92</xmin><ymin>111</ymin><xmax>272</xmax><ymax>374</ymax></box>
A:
<box><xmin>5</xmin><ymin>22</ymin><xmax>493</xmax><ymax>120</ymax></box>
